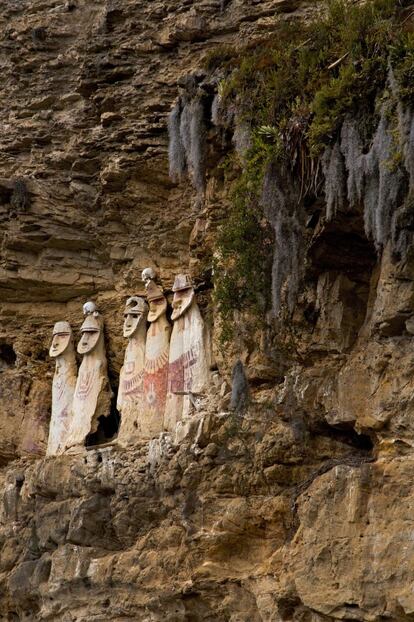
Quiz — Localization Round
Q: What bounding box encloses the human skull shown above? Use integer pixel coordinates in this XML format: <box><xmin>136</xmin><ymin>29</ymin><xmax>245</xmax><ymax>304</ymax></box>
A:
<box><xmin>141</xmin><ymin>267</ymin><xmax>157</xmax><ymax>288</ymax></box>
<box><xmin>83</xmin><ymin>301</ymin><xmax>97</xmax><ymax>316</ymax></box>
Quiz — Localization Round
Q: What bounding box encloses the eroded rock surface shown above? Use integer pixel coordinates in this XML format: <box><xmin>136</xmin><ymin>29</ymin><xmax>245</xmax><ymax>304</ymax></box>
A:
<box><xmin>0</xmin><ymin>411</ymin><xmax>375</xmax><ymax>620</ymax></box>
<box><xmin>1</xmin><ymin>0</ymin><xmax>414</xmax><ymax>620</ymax></box>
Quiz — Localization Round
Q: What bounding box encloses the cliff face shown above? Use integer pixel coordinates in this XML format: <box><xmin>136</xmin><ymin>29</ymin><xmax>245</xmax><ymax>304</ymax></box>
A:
<box><xmin>1</xmin><ymin>0</ymin><xmax>414</xmax><ymax>620</ymax></box>
<box><xmin>0</xmin><ymin>0</ymin><xmax>312</xmax><ymax>460</ymax></box>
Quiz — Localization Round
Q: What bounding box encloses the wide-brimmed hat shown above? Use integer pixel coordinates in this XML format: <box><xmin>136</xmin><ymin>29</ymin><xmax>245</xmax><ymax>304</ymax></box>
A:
<box><xmin>146</xmin><ymin>281</ymin><xmax>165</xmax><ymax>302</ymax></box>
<box><xmin>172</xmin><ymin>274</ymin><xmax>193</xmax><ymax>292</ymax></box>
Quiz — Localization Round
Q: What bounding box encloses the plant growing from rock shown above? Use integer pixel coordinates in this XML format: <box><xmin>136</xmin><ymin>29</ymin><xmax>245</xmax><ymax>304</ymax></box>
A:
<box><xmin>208</xmin><ymin>0</ymin><xmax>414</xmax><ymax>324</ymax></box>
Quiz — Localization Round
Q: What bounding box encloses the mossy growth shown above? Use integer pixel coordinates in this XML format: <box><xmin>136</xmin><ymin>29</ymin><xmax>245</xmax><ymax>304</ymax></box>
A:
<box><xmin>214</xmin><ymin>136</ymin><xmax>276</xmax><ymax>342</ymax></box>
<box><xmin>222</xmin><ymin>1</ymin><xmax>414</xmax><ymax>148</ymax></box>
<box><xmin>211</xmin><ymin>0</ymin><xmax>414</xmax><ymax>337</ymax></box>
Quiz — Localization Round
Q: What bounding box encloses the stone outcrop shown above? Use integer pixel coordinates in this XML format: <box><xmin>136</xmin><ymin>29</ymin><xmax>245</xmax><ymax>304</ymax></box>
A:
<box><xmin>0</xmin><ymin>410</ymin><xmax>375</xmax><ymax>621</ymax></box>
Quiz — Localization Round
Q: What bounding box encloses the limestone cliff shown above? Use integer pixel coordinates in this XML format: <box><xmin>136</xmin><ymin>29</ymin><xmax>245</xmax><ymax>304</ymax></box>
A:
<box><xmin>1</xmin><ymin>0</ymin><xmax>414</xmax><ymax>620</ymax></box>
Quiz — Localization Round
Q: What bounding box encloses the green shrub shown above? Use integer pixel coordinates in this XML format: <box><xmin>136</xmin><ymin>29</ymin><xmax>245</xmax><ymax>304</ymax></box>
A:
<box><xmin>211</xmin><ymin>0</ymin><xmax>414</xmax><ymax>332</ymax></box>
<box><xmin>216</xmin><ymin>0</ymin><xmax>411</xmax><ymax>149</ymax></box>
<box><xmin>214</xmin><ymin>137</ymin><xmax>277</xmax><ymax>341</ymax></box>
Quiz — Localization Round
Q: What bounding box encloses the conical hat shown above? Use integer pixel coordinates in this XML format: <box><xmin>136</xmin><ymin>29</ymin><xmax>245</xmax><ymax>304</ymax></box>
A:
<box><xmin>52</xmin><ymin>321</ymin><xmax>72</xmax><ymax>336</ymax></box>
<box><xmin>80</xmin><ymin>314</ymin><xmax>101</xmax><ymax>333</ymax></box>
<box><xmin>146</xmin><ymin>281</ymin><xmax>165</xmax><ymax>302</ymax></box>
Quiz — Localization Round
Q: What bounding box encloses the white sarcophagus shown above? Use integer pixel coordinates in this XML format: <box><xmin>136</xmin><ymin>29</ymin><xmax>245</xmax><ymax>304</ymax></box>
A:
<box><xmin>141</xmin><ymin>281</ymin><xmax>171</xmax><ymax>438</ymax></box>
<box><xmin>47</xmin><ymin>321</ymin><xmax>77</xmax><ymax>456</ymax></box>
<box><xmin>116</xmin><ymin>296</ymin><xmax>148</xmax><ymax>446</ymax></box>
<box><xmin>65</xmin><ymin>303</ymin><xmax>112</xmax><ymax>452</ymax></box>
<box><xmin>164</xmin><ymin>274</ymin><xmax>210</xmax><ymax>434</ymax></box>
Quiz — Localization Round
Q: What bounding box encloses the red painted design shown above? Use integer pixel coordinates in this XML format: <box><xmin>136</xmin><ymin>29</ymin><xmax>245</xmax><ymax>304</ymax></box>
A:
<box><xmin>168</xmin><ymin>344</ymin><xmax>199</xmax><ymax>394</ymax></box>
<box><xmin>76</xmin><ymin>370</ymin><xmax>95</xmax><ymax>401</ymax></box>
<box><xmin>144</xmin><ymin>347</ymin><xmax>169</xmax><ymax>415</ymax></box>
<box><xmin>121</xmin><ymin>369</ymin><xmax>144</xmax><ymax>399</ymax></box>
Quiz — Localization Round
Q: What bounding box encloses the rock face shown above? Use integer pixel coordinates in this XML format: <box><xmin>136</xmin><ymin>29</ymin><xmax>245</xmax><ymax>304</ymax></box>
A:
<box><xmin>289</xmin><ymin>459</ymin><xmax>414</xmax><ymax>620</ymax></box>
<box><xmin>2</xmin><ymin>0</ymin><xmax>414</xmax><ymax>620</ymax></box>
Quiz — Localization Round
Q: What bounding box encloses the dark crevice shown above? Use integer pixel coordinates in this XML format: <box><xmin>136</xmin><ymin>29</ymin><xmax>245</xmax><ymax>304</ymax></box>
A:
<box><xmin>309</xmin><ymin>230</ymin><xmax>376</xmax><ymax>278</ymax></box>
<box><xmin>0</xmin><ymin>343</ymin><xmax>17</xmax><ymax>369</ymax></box>
<box><xmin>310</xmin><ymin>420</ymin><xmax>374</xmax><ymax>451</ymax></box>
<box><xmin>278</xmin><ymin>596</ymin><xmax>302</xmax><ymax>620</ymax></box>
<box><xmin>85</xmin><ymin>398</ymin><xmax>120</xmax><ymax>447</ymax></box>
<box><xmin>309</xmin><ymin>212</ymin><xmax>376</xmax><ymax>280</ymax></box>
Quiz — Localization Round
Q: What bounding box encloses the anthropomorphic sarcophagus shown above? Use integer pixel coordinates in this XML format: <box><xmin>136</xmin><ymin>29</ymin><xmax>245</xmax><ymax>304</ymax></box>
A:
<box><xmin>141</xmin><ymin>276</ymin><xmax>171</xmax><ymax>438</ymax></box>
<box><xmin>116</xmin><ymin>296</ymin><xmax>148</xmax><ymax>446</ymax></box>
<box><xmin>164</xmin><ymin>274</ymin><xmax>210</xmax><ymax>434</ymax></box>
<box><xmin>47</xmin><ymin>321</ymin><xmax>77</xmax><ymax>456</ymax></box>
<box><xmin>65</xmin><ymin>302</ymin><xmax>112</xmax><ymax>451</ymax></box>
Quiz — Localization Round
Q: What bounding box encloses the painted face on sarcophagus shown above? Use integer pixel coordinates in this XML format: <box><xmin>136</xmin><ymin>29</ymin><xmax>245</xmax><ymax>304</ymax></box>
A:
<box><xmin>171</xmin><ymin>274</ymin><xmax>195</xmax><ymax>321</ymax></box>
<box><xmin>49</xmin><ymin>321</ymin><xmax>72</xmax><ymax>358</ymax></box>
<box><xmin>77</xmin><ymin>315</ymin><xmax>101</xmax><ymax>354</ymax></box>
<box><xmin>123</xmin><ymin>296</ymin><xmax>148</xmax><ymax>338</ymax></box>
<box><xmin>146</xmin><ymin>281</ymin><xmax>167</xmax><ymax>322</ymax></box>
<box><xmin>148</xmin><ymin>296</ymin><xmax>168</xmax><ymax>322</ymax></box>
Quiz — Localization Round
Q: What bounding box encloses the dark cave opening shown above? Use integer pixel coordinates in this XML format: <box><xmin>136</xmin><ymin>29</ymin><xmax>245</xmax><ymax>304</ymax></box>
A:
<box><xmin>308</xmin><ymin>212</ymin><xmax>376</xmax><ymax>279</ymax></box>
<box><xmin>303</xmin><ymin>210</ymin><xmax>377</xmax><ymax>350</ymax></box>
<box><xmin>85</xmin><ymin>398</ymin><xmax>120</xmax><ymax>448</ymax></box>
<box><xmin>311</xmin><ymin>420</ymin><xmax>374</xmax><ymax>452</ymax></box>
<box><xmin>0</xmin><ymin>343</ymin><xmax>17</xmax><ymax>369</ymax></box>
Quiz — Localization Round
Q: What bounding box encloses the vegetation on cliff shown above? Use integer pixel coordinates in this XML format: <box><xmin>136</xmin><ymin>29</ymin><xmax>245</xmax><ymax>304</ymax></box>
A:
<box><xmin>206</xmin><ymin>0</ymin><xmax>414</xmax><ymax>335</ymax></box>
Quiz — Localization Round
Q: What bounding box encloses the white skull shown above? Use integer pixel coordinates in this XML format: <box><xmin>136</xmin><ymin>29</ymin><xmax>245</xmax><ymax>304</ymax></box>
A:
<box><xmin>83</xmin><ymin>301</ymin><xmax>97</xmax><ymax>316</ymax></box>
<box><xmin>141</xmin><ymin>267</ymin><xmax>157</xmax><ymax>287</ymax></box>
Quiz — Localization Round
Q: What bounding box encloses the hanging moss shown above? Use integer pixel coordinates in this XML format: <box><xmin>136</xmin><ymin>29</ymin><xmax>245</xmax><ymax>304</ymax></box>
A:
<box><xmin>167</xmin><ymin>93</ymin><xmax>207</xmax><ymax>193</ymax></box>
<box><xmin>322</xmin><ymin>141</ymin><xmax>346</xmax><ymax>221</ymax></box>
<box><xmin>210</xmin><ymin>0</ymin><xmax>414</xmax><ymax>330</ymax></box>
<box><xmin>168</xmin><ymin>101</ymin><xmax>186</xmax><ymax>182</ymax></box>
<box><xmin>261</xmin><ymin>163</ymin><xmax>303</xmax><ymax>315</ymax></box>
